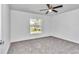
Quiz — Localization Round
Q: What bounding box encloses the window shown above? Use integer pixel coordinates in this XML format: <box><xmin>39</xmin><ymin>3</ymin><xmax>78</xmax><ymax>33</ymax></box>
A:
<box><xmin>30</xmin><ymin>18</ymin><xmax>42</xmax><ymax>34</ymax></box>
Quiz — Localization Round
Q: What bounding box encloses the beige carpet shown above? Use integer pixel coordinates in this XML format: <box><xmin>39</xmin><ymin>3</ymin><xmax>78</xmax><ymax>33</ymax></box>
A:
<box><xmin>8</xmin><ymin>36</ymin><xmax>79</xmax><ymax>54</ymax></box>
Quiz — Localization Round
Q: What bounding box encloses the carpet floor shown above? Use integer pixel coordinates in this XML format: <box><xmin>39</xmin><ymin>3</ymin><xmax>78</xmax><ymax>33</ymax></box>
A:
<box><xmin>8</xmin><ymin>36</ymin><xmax>79</xmax><ymax>54</ymax></box>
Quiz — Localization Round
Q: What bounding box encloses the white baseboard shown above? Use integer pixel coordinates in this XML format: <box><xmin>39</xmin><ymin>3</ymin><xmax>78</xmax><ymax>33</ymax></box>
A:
<box><xmin>11</xmin><ymin>33</ymin><xmax>79</xmax><ymax>44</ymax></box>
<box><xmin>11</xmin><ymin>34</ymin><xmax>51</xmax><ymax>43</ymax></box>
<box><xmin>51</xmin><ymin>34</ymin><xmax>79</xmax><ymax>44</ymax></box>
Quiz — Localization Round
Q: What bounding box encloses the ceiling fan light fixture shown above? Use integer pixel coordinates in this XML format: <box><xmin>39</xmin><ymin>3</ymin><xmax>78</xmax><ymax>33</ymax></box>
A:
<box><xmin>40</xmin><ymin>4</ymin><xmax>63</xmax><ymax>14</ymax></box>
<box><xmin>48</xmin><ymin>9</ymin><xmax>52</xmax><ymax>12</ymax></box>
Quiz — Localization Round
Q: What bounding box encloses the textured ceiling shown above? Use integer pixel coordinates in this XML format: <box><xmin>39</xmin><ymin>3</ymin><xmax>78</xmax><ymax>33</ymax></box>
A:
<box><xmin>10</xmin><ymin>4</ymin><xmax>79</xmax><ymax>15</ymax></box>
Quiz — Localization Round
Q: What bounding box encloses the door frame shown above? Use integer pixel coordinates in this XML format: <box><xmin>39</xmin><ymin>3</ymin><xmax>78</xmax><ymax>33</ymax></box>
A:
<box><xmin>0</xmin><ymin>4</ymin><xmax>11</xmax><ymax>54</ymax></box>
<box><xmin>0</xmin><ymin>4</ymin><xmax>3</xmax><ymax>54</ymax></box>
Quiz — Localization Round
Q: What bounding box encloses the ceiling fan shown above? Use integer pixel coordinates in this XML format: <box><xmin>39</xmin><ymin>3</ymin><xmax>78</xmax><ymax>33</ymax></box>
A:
<box><xmin>40</xmin><ymin>4</ymin><xmax>63</xmax><ymax>14</ymax></box>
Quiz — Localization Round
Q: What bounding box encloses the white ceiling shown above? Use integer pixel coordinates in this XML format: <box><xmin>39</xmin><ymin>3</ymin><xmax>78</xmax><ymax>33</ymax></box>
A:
<box><xmin>10</xmin><ymin>4</ymin><xmax>79</xmax><ymax>15</ymax></box>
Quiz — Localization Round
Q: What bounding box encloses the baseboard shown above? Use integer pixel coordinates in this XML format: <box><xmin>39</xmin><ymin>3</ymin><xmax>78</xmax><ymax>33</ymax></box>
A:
<box><xmin>11</xmin><ymin>35</ymin><xmax>51</xmax><ymax>43</ymax></box>
<box><xmin>51</xmin><ymin>35</ymin><xmax>79</xmax><ymax>44</ymax></box>
<box><xmin>11</xmin><ymin>34</ymin><xmax>79</xmax><ymax>44</ymax></box>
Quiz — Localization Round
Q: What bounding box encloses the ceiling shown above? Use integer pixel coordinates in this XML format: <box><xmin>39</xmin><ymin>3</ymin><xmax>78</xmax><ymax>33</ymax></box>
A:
<box><xmin>10</xmin><ymin>4</ymin><xmax>79</xmax><ymax>15</ymax></box>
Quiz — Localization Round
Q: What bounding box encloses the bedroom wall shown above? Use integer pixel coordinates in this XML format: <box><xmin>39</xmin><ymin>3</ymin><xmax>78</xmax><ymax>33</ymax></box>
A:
<box><xmin>51</xmin><ymin>9</ymin><xmax>79</xmax><ymax>43</ymax></box>
<box><xmin>11</xmin><ymin>10</ymin><xmax>51</xmax><ymax>42</ymax></box>
<box><xmin>11</xmin><ymin>8</ymin><xmax>79</xmax><ymax>44</ymax></box>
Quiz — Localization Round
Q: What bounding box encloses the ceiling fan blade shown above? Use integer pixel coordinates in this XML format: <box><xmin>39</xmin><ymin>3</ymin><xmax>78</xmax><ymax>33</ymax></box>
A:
<box><xmin>40</xmin><ymin>9</ymin><xmax>48</xmax><ymax>11</ymax></box>
<box><xmin>52</xmin><ymin>10</ymin><xmax>58</xmax><ymax>13</ymax></box>
<box><xmin>45</xmin><ymin>11</ymin><xmax>49</xmax><ymax>14</ymax></box>
<box><xmin>53</xmin><ymin>5</ymin><xmax>63</xmax><ymax>9</ymax></box>
<box><xmin>47</xmin><ymin>4</ymin><xmax>51</xmax><ymax>9</ymax></box>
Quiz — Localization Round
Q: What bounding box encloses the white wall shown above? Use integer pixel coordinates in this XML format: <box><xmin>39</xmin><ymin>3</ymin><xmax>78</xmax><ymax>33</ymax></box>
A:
<box><xmin>1</xmin><ymin>4</ymin><xmax>10</xmax><ymax>53</ymax></box>
<box><xmin>51</xmin><ymin>9</ymin><xmax>79</xmax><ymax>43</ymax></box>
<box><xmin>11</xmin><ymin>8</ymin><xmax>79</xmax><ymax>44</ymax></box>
<box><xmin>11</xmin><ymin>10</ymin><xmax>51</xmax><ymax>42</ymax></box>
